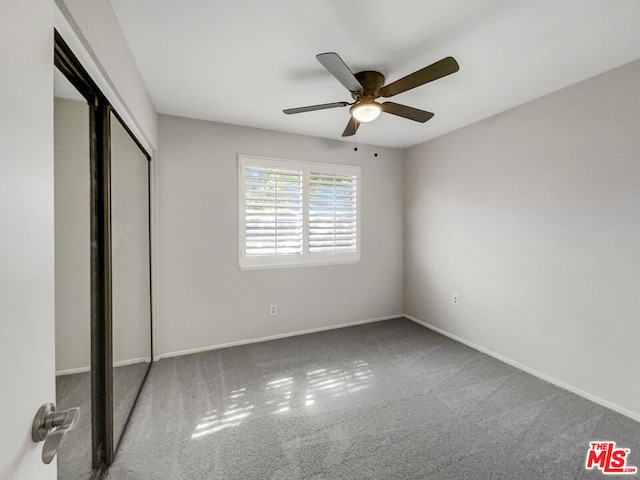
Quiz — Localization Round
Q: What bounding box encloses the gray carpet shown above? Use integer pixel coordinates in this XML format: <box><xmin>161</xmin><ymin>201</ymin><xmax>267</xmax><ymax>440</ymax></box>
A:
<box><xmin>56</xmin><ymin>371</ymin><xmax>93</xmax><ymax>480</ymax></box>
<box><xmin>56</xmin><ymin>362</ymin><xmax>149</xmax><ymax>480</ymax></box>
<box><xmin>113</xmin><ymin>361</ymin><xmax>151</xmax><ymax>450</ymax></box>
<box><xmin>106</xmin><ymin>318</ymin><xmax>640</xmax><ymax>479</ymax></box>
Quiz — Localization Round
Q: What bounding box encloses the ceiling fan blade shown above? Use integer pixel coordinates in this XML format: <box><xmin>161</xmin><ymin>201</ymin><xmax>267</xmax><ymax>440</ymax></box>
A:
<box><xmin>382</xmin><ymin>102</ymin><xmax>434</xmax><ymax>123</ymax></box>
<box><xmin>316</xmin><ymin>52</ymin><xmax>364</xmax><ymax>93</ymax></box>
<box><xmin>283</xmin><ymin>102</ymin><xmax>350</xmax><ymax>115</ymax></box>
<box><xmin>342</xmin><ymin>116</ymin><xmax>360</xmax><ymax>137</ymax></box>
<box><xmin>380</xmin><ymin>57</ymin><xmax>459</xmax><ymax>98</ymax></box>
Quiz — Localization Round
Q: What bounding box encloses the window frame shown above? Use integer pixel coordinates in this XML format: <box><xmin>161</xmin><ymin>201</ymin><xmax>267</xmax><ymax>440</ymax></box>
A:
<box><xmin>238</xmin><ymin>155</ymin><xmax>361</xmax><ymax>270</ymax></box>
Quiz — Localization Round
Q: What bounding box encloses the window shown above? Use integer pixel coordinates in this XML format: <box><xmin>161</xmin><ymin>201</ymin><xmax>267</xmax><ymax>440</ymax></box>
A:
<box><xmin>239</xmin><ymin>155</ymin><xmax>360</xmax><ymax>269</ymax></box>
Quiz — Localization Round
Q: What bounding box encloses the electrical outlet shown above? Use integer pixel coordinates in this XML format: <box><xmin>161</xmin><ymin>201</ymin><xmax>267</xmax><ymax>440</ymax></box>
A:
<box><xmin>452</xmin><ymin>294</ymin><xmax>460</xmax><ymax>306</ymax></box>
<box><xmin>270</xmin><ymin>304</ymin><xmax>277</xmax><ymax>316</ymax></box>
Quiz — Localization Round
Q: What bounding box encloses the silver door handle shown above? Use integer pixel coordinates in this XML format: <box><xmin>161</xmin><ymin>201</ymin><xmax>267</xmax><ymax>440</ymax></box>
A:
<box><xmin>31</xmin><ymin>403</ymin><xmax>81</xmax><ymax>464</ymax></box>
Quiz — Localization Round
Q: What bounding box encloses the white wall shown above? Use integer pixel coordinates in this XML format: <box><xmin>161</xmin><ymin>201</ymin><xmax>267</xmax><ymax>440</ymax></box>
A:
<box><xmin>54</xmin><ymin>98</ymin><xmax>91</xmax><ymax>373</ymax></box>
<box><xmin>0</xmin><ymin>1</ymin><xmax>56</xmax><ymax>479</ymax></box>
<box><xmin>156</xmin><ymin>115</ymin><xmax>404</xmax><ymax>356</ymax></box>
<box><xmin>404</xmin><ymin>59</ymin><xmax>640</xmax><ymax>420</ymax></box>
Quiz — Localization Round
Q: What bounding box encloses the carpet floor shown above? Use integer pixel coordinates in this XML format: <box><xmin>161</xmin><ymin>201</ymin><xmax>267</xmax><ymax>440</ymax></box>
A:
<box><xmin>106</xmin><ymin>318</ymin><xmax>640</xmax><ymax>479</ymax></box>
<box><xmin>57</xmin><ymin>362</ymin><xmax>149</xmax><ymax>480</ymax></box>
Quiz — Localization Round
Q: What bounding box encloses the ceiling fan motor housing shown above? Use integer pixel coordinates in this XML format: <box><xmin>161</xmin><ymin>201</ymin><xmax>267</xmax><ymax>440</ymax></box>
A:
<box><xmin>352</xmin><ymin>71</ymin><xmax>386</xmax><ymax>100</ymax></box>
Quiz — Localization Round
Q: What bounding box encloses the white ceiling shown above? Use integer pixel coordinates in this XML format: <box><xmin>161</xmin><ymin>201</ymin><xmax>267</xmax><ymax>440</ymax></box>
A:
<box><xmin>110</xmin><ymin>0</ymin><xmax>640</xmax><ymax>149</ymax></box>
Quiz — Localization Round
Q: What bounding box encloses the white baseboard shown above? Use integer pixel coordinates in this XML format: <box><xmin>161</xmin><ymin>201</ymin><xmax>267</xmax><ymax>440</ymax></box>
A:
<box><xmin>56</xmin><ymin>357</ymin><xmax>150</xmax><ymax>376</ymax></box>
<box><xmin>404</xmin><ymin>314</ymin><xmax>640</xmax><ymax>424</ymax></box>
<box><xmin>114</xmin><ymin>357</ymin><xmax>151</xmax><ymax>368</ymax></box>
<box><xmin>155</xmin><ymin>314</ymin><xmax>403</xmax><ymax>361</ymax></box>
<box><xmin>56</xmin><ymin>366</ymin><xmax>90</xmax><ymax>376</ymax></box>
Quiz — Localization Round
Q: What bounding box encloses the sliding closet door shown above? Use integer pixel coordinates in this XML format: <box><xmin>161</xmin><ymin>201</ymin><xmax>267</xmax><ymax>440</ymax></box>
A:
<box><xmin>110</xmin><ymin>112</ymin><xmax>152</xmax><ymax>450</ymax></box>
<box><xmin>54</xmin><ymin>31</ymin><xmax>153</xmax><ymax>471</ymax></box>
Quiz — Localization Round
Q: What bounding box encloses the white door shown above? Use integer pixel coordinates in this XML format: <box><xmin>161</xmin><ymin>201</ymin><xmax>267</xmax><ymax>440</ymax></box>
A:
<box><xmin>0</xmin><ymin>1</ymin><xmax>57</xmax><ymax>480</ymax></box>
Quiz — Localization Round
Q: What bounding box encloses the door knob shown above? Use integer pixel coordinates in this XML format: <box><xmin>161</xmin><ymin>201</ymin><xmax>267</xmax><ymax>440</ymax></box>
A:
<box><xmin>31</xmin><ymin>403</ymin><xmax>81</xmax><ymax>464</ymax></box>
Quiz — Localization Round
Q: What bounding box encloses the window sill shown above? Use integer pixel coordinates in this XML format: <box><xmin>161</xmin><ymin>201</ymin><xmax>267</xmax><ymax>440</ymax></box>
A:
<box><xmin>239</xmin><ymin>254</ymin><xmax>360</xmax><ymax>271</ymax></box>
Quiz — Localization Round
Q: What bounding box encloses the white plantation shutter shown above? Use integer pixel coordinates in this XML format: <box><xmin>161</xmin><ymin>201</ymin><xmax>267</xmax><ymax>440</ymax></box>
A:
<box><xmin>244</xmin><ymin>167</ymin><xmax>303</xmax><ymax>256</ymax></box>
<box><xmin>309</xmin><ymin>172</ymin><xmax>357</xmax><ymax>254</ymax></box>
<box><xmin>239</xmin><ymin>156</ymin><xmax>360</xmax><ymax>269</ymax></box>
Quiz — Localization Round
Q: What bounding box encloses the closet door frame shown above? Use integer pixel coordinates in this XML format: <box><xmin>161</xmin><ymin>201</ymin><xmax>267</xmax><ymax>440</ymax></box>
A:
<box><xmin>54</xmin><ymin>30</ymin><xmax>153</xmax><ymax>475</ymax></box>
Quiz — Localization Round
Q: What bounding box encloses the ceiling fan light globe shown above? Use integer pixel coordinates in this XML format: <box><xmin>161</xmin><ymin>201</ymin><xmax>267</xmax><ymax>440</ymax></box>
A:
<box><xmin>350</xmin><ymin>102</ymin><xmax>382</xmax><ymax>123</ymax></box>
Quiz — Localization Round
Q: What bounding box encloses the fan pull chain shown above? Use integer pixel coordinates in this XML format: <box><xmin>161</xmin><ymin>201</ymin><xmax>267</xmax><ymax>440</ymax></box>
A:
<box><xmin>373</xmin><ymin>120</ymin><xmax>378</xmax><ymax>157</ymax></box>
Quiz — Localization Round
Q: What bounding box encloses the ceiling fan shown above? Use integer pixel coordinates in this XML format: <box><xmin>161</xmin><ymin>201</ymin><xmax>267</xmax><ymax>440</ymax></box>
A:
<box><xmin>283</xmin><ymin>52</ymin><xmax>459</xmax><ymax>137</ymax></box>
